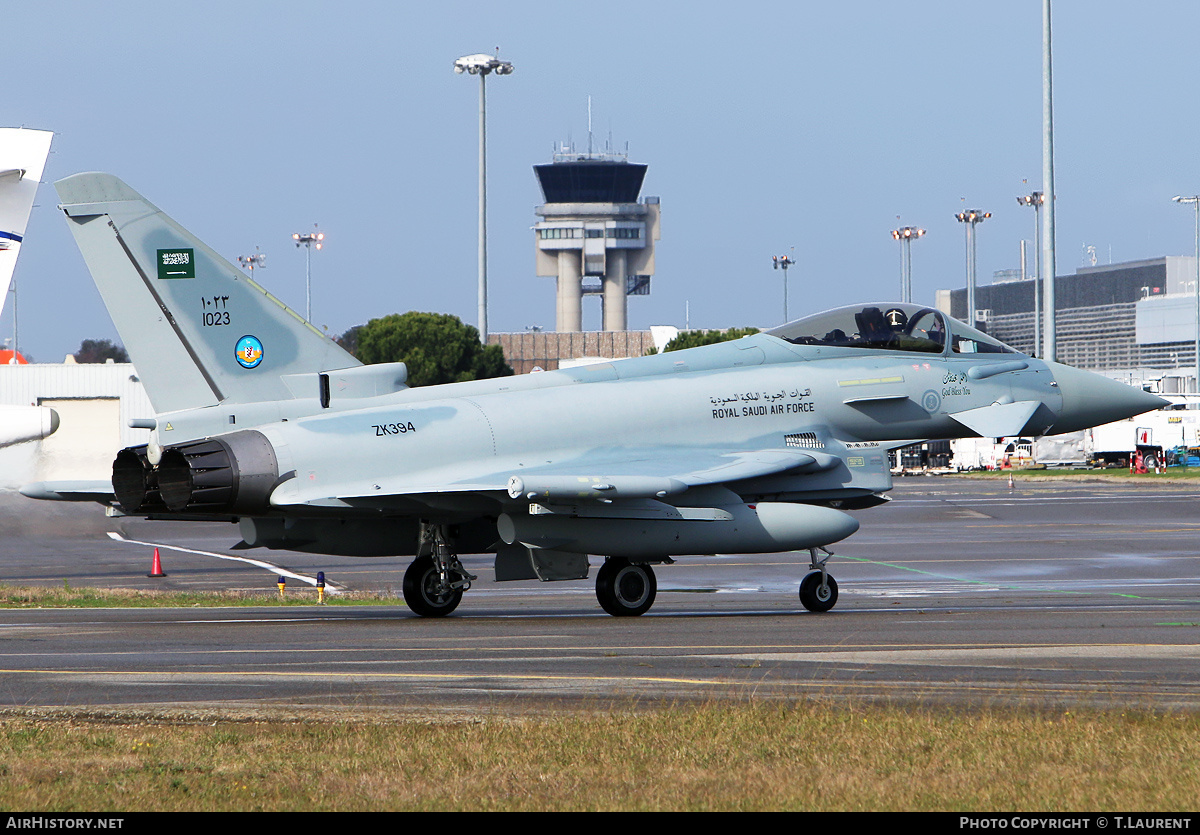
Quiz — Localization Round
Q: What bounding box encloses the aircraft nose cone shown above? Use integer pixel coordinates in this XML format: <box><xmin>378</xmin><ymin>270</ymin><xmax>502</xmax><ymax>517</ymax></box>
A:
<box><xmin>1047</xmin><ymin>362</ymin><xmax>1168</xmax><ymax>434</ymax></box>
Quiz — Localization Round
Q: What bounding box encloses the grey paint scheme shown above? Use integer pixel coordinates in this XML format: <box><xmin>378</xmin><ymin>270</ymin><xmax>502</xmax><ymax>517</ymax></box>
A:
<box><xmin>34</xmin><ymin>172</ymin><xmax>1168</xmax><ymax>615</ymax></box>
<box><xmin>55</xmin><ymin>173</ymin><xmax>358</xmax><ymax>414</ymax></box>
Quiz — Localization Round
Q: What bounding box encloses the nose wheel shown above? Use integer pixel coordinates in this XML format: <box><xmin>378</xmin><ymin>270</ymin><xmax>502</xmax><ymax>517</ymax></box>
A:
<box><xmin>798</xmin><ymin>548</ymin><xmax>838</xmax><ymax>613</ymax></box>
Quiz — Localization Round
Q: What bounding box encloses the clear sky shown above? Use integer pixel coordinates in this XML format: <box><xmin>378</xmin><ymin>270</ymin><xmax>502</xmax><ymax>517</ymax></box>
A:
<box><xmin>5</xmin><ymin>1</ymin><xmax>1200</xmax><ymax>363</ymax></box>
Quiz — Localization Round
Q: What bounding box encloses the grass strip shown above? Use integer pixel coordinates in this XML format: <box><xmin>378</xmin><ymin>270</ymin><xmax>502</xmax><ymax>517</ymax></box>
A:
<box><xmin>0</xmin><ymin>704</ymin><xmax>1197</xmax><ymax>811</ymax></box>
<box><xmin>941</xmin><ymin>468</ymin><xmax>1200</xmax><ymax>481</ymax></box>
<box><xmin>0</xmin><ymin>584</ymin><xmax>390</xmax><ymax>609</ymax></box>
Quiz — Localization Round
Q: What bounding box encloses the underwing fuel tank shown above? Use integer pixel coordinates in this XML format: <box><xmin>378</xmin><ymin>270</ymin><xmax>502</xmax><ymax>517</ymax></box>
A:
<box><xmin>497</xmin><ymin>501</ymin><xmax>860</xmax><ymax>559</ymax></box>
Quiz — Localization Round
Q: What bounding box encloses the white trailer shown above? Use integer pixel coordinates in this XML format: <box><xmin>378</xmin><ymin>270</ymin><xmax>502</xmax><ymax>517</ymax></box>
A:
<box><xmin>1086</xmin><ymin>405</ymin><xmax>1195</xmax><ymax>467</ymax></box>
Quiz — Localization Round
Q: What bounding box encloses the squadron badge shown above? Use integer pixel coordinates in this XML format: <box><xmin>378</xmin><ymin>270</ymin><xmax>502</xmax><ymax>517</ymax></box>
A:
<box><xmin>235</xmin><ymin>335</ymin><xmax>264</xmax><ymax>368</ymax></box>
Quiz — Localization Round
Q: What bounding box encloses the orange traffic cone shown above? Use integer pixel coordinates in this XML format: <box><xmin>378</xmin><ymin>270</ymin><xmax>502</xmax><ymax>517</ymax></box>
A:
<box><xmin>1007</xmin><ymin>473</ymin><xmax>1015</xmax><ymax>489</ymax></box>
<box><xmin>147</xmin><ymin>547</ymin><xmax>167</xmax><ymax>578</ymax></box>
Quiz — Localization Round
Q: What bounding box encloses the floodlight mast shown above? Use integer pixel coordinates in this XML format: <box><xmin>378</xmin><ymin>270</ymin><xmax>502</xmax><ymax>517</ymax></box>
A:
<box><xmin>955</xmin><ymin>210</ymin><xmax>990</xmax><ymax>328</ymax></box>
<box><xmin>890</xmin><ymin>226</ymin><xmax>925</xmax><ymax>304</ymax></box>
<box><xmin>1042</xmin><ymin>0</ymin><xmax>1058</xmax><ymax>361</ymax></box>
<box><xmin>455</xmin><ymin>50</ymin><xmax>514</xmax><ymax>344</ymax></box>
<box><xmin>1017</xmin><ymin>191</ymin><xmax>1044</xmax><ymax>357</ymax></box>
<box><xmin>772</xmin><ymin>251</ymin><xmax>795</xmax><ymax>322</ymax></box>
<box><xmin>1173</xmin><ymin>195</ymin><xmax>1200</xmax><ymax>394</ymax></box>
<box><xmin>292</xmin><ymin>227</ymin><xmax>324</xmax><ymax>323</ymax></box>
<box><xmin>237</xmin><ymin>248</ymin><xmax>266</xmax><ymax>277</ymax></box>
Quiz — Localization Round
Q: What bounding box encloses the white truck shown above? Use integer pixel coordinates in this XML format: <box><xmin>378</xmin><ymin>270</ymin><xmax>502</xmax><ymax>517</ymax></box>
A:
<box><xmin>951</xmin><ymin>399</ymin><xmax>1198</xmax><ymax>470</ymax></box>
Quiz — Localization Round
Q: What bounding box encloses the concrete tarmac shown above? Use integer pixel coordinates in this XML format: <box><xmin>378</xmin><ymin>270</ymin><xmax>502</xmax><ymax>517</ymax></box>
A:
<box><xmin>1</xmin><ymin>477</ymin><xmax>1198</xmax><ymax>714</ymax></box>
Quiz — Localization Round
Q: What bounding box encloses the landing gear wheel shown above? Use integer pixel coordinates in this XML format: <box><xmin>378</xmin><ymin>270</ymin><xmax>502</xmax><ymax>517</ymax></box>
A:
<box><xmin>596</xmin><ymin>558</ymin><xmax>657</xmax><ymax>617</ymax></box>
<box><xmin>403</xmin><ymin>555</ymin><xmax>464</xmax><ymax>617</ymax></box>
<box><xmin>799</xmin><ymin>570</ymin><xmax>838</xmax><ymax>613</ymax></box>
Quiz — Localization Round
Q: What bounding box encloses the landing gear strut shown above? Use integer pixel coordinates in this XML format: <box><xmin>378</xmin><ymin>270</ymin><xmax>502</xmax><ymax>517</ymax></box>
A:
<box><xmin>402</xmin><ymin>523</ymin><xmax>477</xmax><ymax>617</ymax></box>
<box><xmin>596</xmin><ymin>558</ymin><xmax>657</xmax><ymax>617</ymax></box>
<box><xmin>798</xmin><ymin>547</ymin><xmax>838</xmax><ymax>613</ymax></box>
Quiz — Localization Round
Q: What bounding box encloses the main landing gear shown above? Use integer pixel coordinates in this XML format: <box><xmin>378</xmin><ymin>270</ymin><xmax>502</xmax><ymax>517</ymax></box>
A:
<box><xmin>799</xmin><ymin>547</ymin><xmax>838</xmax><ymax>613</ymax></box>
<box><xmin>593</xmin><ymin>550</ymin><xmax>838</xmax><ymax>617</ymax></box>
<box><xmin>402</xmin><ymin>523</ymin><xmax>477</xmax><ymax>618</ymax></box>
<box><xmin>595</xmin><ymin>557</ymin><xmax>658</xmax><ymax>617</ymax></box>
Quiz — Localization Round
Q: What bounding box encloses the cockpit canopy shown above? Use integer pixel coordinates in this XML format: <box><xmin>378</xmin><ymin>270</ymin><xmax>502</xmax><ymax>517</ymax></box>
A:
<box><xmin>766</xmin><ymin>303</ymin><xmax>1017</xmax><ymax>356</ymax></box>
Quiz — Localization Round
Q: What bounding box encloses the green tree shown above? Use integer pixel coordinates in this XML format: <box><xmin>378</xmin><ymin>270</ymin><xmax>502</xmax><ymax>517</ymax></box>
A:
<box><xmin>73</xmin><ymin>339</ymin><xmax>129</xmax><ymax>363</ymax></box>
<box><xmin>657</xmin><ymin>327</ymin><xmax>760</xmax><ymax>353</ymax></box>
<box><xmin>348</xmin><ymin>312</ymin><xmax>513</xmax><ymax>387</ymax></box>
<box><xmin>334</xmin><ymin>325</ymin><xmax>361</xmax><ymax>356</ymax></box>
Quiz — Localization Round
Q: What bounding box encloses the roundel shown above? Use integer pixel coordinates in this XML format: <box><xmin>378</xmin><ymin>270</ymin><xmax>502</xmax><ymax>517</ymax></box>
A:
<box><xmin>920</xmin><ymin>389</ymin><xmax>941</xmax><ymax>413</ymax></box>
<box><xmin>235</xmin><ymin>335</ymin><xmax>264</xmax><ymax>369</ymax></box>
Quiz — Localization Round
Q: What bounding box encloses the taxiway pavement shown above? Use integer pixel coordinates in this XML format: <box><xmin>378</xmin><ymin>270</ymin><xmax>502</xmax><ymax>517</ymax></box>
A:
<box><xmin>1</xmin><ymin>477</ymin><xmax>1198</xmax><ymax>713</ymax></box>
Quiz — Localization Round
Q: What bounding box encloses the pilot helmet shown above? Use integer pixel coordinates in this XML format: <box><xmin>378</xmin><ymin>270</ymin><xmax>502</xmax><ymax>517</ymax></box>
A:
<box><xmin>884</xmin><ymin>308</ymin><xmax>908</xmax><ymax>331</ymax></box>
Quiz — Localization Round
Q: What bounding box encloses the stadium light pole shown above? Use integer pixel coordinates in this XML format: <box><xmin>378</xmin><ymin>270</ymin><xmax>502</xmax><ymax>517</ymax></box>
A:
<box><xmin>1017</xmin><ymin>191</ymin><xmax>1044</xmax><ymax>357</ymax></box>
<box><xmin>237</xmin><ymin>248</ymin><xmax>266</xmax><ymax>278</ymax></box>
<box><xmin>292</xmin><ymin>226</ymin><xmax>324</xmax><ymax>323</ymax></box>
<box><xmin>1173</xmin><ymin>195</ymin><xmax>1200</xmax><ymax>394</ymax></box>
<box><xmin>772</xmin><ymin>250</ymin><xmax>795</xmax><ymax>322</ymax></box>
<box><xmin>455</xmin><ymin>50</ymin><xmax>514</xmax><ymax>344</ymax></box>
<box><xmin>890</xmin><ymin>226</ymin><xmax>925</xmax><ymax>304</ymax></box>
<box><xmin>1042</xmin><ymin>0</ymin><xmax>1058</xmax><ymax>361</ymax></box>
<box><xmin>955</xmin><ymin>210</ymin><xmax>990</xmax><ymax>328</ymax></box>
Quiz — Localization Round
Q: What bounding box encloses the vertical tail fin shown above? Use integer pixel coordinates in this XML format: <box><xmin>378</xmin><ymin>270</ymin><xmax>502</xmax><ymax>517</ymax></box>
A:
<box><xmin>54</xmin><ymin>172</ymin><xmax>359</xmax><ymax>414</ymax></box>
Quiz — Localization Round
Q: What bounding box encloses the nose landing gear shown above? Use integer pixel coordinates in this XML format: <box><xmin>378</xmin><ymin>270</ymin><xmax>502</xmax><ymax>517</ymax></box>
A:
<box><xmin>798</xmin><ymin>547</ymin><xmax>838</xmax><ymax>613</ymax></box>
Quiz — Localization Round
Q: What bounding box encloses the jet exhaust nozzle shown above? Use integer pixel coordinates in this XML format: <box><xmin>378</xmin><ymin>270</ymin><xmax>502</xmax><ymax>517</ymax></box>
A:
<box><xmin>112</xmin><ymin>446</ymin><xmax>168</xmax><ymax>513</ymax></box>
<box><xmin>127</xmin><ymin>430</ymin><xmax>279</xmax><ymax>514</ymax></box>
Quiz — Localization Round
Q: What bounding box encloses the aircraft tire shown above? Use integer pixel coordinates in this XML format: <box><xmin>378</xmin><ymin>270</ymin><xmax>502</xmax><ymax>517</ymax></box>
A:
<box><xmin>596</xmin><ymin>558</ymin><xmax>657</xmax><ymax>617</ymax></box>
<box><xmin>402</xmin><ymin>556</ymin><xmax>464</xmax><ymax>617</ymax></box>
<box><xmin>799</xmin><ymin>570</ymin><xmax>838</xmax><ymax>613</ymax></box>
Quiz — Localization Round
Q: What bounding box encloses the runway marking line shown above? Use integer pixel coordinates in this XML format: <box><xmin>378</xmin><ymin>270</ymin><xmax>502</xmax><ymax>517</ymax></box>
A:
<box><xmin>0</xmin><ymin>666</ymin><xmax>1190</xmax><ymax>701</ymax></box>
<box><xmin>0</xmin><ymin>667</ymin><xmax>769</xmax><ymax>688</ymax></box>
<box><xmin>0</xmin><ymin>664</ymin><xmax>1195</xmax><ymax>703</ymax></box>
<box><xmin>834</xmin><ymin>553</ymin><xmax>1200</xmax><ymax>604</ymax></box>
<box><xmin>106</xmin><ymin>532</ymin><xmax>341</xmax><ymax>593</ymax></box>
<box><xmin>698</xmin><ymin>644</ymin><xmax>1200</xmax><ymax>665</ymax></box>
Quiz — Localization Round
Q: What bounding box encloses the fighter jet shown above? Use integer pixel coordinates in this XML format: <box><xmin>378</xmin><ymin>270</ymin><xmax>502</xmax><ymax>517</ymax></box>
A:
<box><xmin>23</xmin><ymin>172</ymin><xmax>1166</xmax><ymax>617</ymax></box>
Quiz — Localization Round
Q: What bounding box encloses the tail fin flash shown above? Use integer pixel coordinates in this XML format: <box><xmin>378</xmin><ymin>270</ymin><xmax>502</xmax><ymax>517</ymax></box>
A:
<box><xmin>55</xmin><ymin>173</ymin><xmax>359</xmax><ymax>413</ymax></box>
<box><xmin>0</xmin><ymin>128</ymin><xmax>53</xmax><ymax>306</ymax></box>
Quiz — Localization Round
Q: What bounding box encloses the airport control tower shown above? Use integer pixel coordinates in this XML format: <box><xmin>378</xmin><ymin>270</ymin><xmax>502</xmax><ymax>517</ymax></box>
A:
<box><xmin>533</xmin><ymin>149</ymin><xmax>660</xmax><ymax>332</ymax></box>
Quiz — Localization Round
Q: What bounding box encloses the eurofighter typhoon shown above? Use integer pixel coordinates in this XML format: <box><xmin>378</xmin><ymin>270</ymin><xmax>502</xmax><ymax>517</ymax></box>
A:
<box><xmin>24</xmin><ymin>172</ymin><xmax>1166</xmax><ymax>617</ymax></box>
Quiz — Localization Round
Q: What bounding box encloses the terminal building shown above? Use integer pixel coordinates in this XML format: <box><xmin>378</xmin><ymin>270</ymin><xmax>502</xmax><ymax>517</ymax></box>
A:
<box><xmin>938</xmin><ymin>255</ymin><xmax>1200</xmax><ymax>392</ymax></box>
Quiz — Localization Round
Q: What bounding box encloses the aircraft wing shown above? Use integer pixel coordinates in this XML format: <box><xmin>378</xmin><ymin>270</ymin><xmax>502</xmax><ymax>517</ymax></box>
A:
<box><xmin>270</xmin><ymin>445</ymin><xmax>831</xmax><ymax>508</ymax></box>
